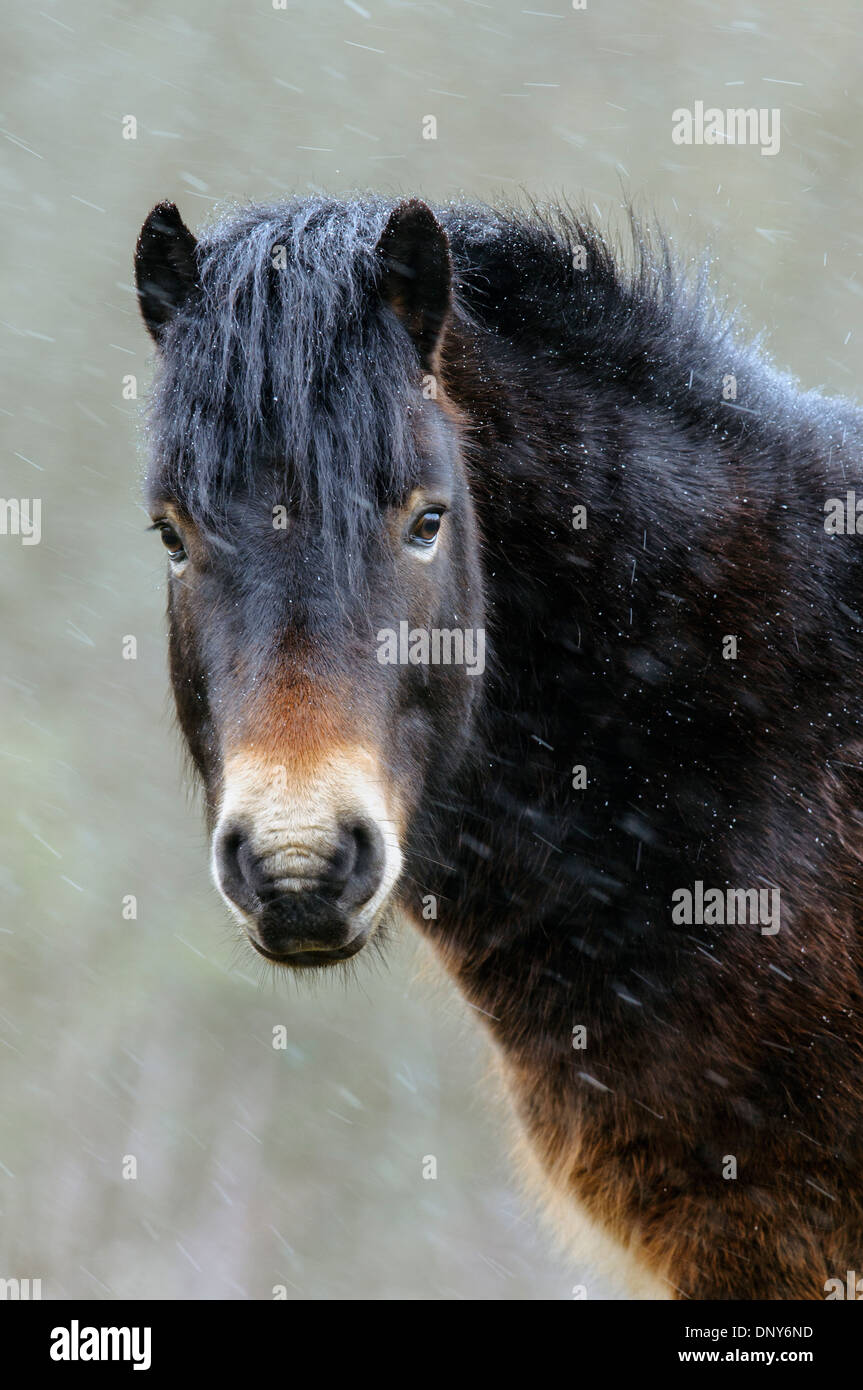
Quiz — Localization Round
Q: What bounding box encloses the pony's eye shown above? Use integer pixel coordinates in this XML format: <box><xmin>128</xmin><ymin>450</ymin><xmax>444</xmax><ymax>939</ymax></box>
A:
<box><xmin>154</xmin><ymin>522</ymin><xmax>187</xmax><ymax>563</ymax></box>
<box><xmin>409</xmin><ymin>509</ymin><xmax>444</xmax><ymax>547</ymax></box>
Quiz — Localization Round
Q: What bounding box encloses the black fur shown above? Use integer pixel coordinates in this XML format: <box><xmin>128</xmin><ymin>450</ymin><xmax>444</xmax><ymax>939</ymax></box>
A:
<box><xmin>139</xmin><ymin>195</ymin><xmax>863</xmax><ymax>1298</ymax></box>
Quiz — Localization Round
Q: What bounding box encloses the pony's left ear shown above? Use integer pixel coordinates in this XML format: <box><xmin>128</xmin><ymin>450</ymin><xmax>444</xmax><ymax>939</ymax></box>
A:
<box><xmin>375</xmin><ymin>200</ymin><xmax>452</xmax><ymax>371</ymax></box>
<box><xmin>135</xmin><ymin>201</ymin><xmax>200</xmax><ymax>344</ymax></box>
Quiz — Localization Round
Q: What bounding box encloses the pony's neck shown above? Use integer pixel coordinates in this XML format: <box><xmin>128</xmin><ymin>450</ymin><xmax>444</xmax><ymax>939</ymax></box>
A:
<box><xmin>445</xmin><ymin>318</ymin><xmax>592</xmax><ymax>706</ymax></box>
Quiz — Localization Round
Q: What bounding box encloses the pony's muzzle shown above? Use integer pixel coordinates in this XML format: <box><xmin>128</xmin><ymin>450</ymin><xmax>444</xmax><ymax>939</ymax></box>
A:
<box><xmin>214</xmin><ymin>817</ymin><xmax>388</xmax><ymax>965</ymax></box>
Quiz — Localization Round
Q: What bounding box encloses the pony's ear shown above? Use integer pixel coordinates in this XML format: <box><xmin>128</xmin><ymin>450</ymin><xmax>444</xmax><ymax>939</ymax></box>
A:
<box><xmin>375</xmin><ymin>200</ymin><xmax>452</xmax><ymax>371</ymax></box>
<box><xmin>135</xmin><ymin>201</ymin><xmax>199</xmax><ymax>344</ymax></box>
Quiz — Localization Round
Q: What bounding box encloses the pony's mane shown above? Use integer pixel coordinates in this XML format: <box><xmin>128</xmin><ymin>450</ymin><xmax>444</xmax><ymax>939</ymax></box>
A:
<box><xmin>146</xmin><ymin>195</ymin><xmax>815</xmax><ymax>536</ymax></box>
<box><xmin>443</xmin><ymin>202</ymin><xmax>815</xmax><ymax>439</ymax></box>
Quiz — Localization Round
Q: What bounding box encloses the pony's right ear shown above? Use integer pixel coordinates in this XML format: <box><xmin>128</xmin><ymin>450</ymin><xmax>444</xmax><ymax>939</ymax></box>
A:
<box><xmin>135</xmin><ymin>202</ymin><xmax>199</xmax><ymax>344</ymax></box>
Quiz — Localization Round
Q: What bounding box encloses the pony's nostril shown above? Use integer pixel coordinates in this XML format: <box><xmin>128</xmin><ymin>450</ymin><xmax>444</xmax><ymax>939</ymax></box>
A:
<box><xmin>338</xmin><ymin>818</ymin><xmax>386</xmax><ymax>910</ymax></box>
<box><xmin>215</xmin><ymin>823</ymin><xmax>261</xmax><ymax>913</ymax></box>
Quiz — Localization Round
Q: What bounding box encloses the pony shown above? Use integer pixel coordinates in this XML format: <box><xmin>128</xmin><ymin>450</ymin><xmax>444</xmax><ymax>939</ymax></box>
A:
<box><xmin>135</xmin><ymin>193</ymin><xmax>863</xmax><ymax>1299</ymax></box>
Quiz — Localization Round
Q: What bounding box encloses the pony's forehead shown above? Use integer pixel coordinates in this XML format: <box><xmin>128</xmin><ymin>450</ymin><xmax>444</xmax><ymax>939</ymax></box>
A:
<box><xmin>146</xmin><ymin>355</ymin><xmax>454</xmax><ymax>525</ymax></box>
<box><xmin>146</xmin><ymin>198</ymin><xmax>459</xmax><ymax>524</ymax></box>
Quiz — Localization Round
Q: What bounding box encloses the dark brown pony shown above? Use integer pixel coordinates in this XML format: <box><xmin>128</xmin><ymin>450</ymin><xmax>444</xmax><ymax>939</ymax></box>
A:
<box><xmin>135</xmin><ymin>195</ymin><xmax>863</xmax><ymax>1299</ymax></box>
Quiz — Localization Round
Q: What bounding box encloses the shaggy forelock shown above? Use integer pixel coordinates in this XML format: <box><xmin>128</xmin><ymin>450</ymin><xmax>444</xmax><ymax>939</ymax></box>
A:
<box><xmin>146</xmin><ymin>196</ymin><xmax>423</xmax><ymax>548</ymax></box>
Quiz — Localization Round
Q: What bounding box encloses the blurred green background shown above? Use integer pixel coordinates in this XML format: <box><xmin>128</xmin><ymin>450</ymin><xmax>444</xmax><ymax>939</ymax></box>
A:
<box><xmin>1</xmin><ymin>0</ymin><xmax>862</xmax><ymax>1300</ymax></box>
